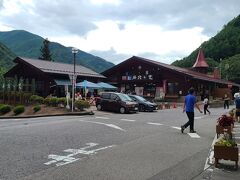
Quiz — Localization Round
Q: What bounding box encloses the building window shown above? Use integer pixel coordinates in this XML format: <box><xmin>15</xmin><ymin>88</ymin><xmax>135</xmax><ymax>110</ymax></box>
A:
<box><xmin>167</xmin><ymin>82</ymin><xmax>178</xmax><ymax>95</ymax></box>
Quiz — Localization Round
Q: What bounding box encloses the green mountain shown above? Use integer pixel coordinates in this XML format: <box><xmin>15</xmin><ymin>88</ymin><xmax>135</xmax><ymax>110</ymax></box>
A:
<box><xmin>172</xmin><ymin>15</ymin><xmax>240</xmax><ymax>83</ymax></box>
<box><xmin>0</xmin><ymin>41</ymin><xmax>16</xmax><ymax>69</ymax></box>
<box><xmin>0</xmin><ymin>30</ymin><xmax>114</xmax><ymax>73</ymax></box>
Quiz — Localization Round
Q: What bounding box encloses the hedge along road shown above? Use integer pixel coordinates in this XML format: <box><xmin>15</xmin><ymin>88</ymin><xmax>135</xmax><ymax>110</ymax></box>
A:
<box><xmin>0</xmin><ymin>107</ymin><xmax>227</xmax><ymax>180</ymax></box>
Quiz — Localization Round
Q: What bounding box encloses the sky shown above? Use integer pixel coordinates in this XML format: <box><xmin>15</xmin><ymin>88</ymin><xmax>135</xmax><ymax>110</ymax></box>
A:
<box><xmin>0</xmin><ymin>0</ymin><xmax>240</xmax><ymax>65</ymax></box>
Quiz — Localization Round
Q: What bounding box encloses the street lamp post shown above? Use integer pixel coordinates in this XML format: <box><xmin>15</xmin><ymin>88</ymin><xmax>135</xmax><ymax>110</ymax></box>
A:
<box><xmin>72</xmin><ymin>47</ymin><xmax>78</xmax><ymax>112</ymax></box>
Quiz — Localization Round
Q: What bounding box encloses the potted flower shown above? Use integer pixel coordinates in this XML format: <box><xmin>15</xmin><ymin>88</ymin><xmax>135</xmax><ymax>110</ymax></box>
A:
<box><xmin>214</xmin><ymin>137</ymin><xmax>238</xmax><ymax>169</ymax></box>
<box><xmin>216</xmin><ymin>115</ymin><xmax>234</xmax><ymax>138</ymax></box>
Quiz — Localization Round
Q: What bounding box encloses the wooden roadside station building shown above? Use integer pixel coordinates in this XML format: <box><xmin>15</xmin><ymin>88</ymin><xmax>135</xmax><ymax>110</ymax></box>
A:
<box><xmin>3</xmin><ymin>57</ymin><xmax>106</xmax><ymax>97</ymax></box>
<box><xmin>103</xmin><ymin>49</ymin><xmax>240</xmax><ymax>101</ymax></box>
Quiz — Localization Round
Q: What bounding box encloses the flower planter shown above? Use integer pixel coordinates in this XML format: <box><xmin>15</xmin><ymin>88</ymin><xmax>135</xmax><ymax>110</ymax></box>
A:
<box><xmin>214</xmin><ymin>145</ymin><xmax>239</xmax><ymax>169</ymax></box>
<box><xmin>216</xmin><ymin>125</ymin><xmax>232</xmax><ymax>138</ymax></box>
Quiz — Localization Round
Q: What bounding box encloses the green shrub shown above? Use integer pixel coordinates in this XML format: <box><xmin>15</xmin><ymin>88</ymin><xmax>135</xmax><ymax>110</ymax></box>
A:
<box><xmin>30</xmin><ymin>95</ymin><xmax>44</xmax><ymax>104</ymax></box>
<box><xmin>57</xmin><ymin>97</ymin><xmax>66</xmax><ymax>105</ymax></box>
<box><xmin>49</xmin><ymin>97</ymin><xmax>58</xmax><ymax>107</ymax></box>
<box><xmin>43</xmin><ymin>98</ymin><xmax>50</xmax><ymax>105</ymax></box>
<box><xmin>74</xmin><ymin>100</ymin><xmax>90</xmax><ymax>111</ymax></box>
<box><xmin>33</xmin><ymin>105</ymin><xmax>41</xmax><ymax>113</ymax></box>
<box><xmin>13</xmin><ymin>105</ymin><xmax>25</xmax><ymax>115</ymax></box>
<box><xmin>0</xmin><ymin>105</ymin><xmax>11</xmax><ymax>114</ymax></box>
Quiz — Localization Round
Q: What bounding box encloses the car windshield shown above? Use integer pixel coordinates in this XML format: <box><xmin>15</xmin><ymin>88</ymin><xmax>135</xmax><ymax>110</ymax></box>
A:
<box><xmin>134</xmin><ymin>95</ymin><xmax>148</xmax><ymax>102</ymax></box>
<box><xmin>118</xmin><ymin>94</ymin><xmax>133</xmax><ymax>101</ymax></box>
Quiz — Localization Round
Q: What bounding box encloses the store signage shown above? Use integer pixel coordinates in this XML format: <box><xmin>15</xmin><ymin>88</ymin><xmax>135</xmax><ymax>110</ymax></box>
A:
<box><xmin>122</xmin><ymin>74</ymin><xmax>153</xmax><ymax>81</ymax></box>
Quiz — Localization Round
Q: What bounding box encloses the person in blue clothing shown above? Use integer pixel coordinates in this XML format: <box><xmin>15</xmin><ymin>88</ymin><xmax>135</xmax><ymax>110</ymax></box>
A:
<box><xmin>181</xmin><ymin>87</ymin><xmax>202</xmax><ymax>133</ymax></box>
<box><xmin>235</xmin><ymin>94</ymin><xmax>240</xmax><ymax>122</ymax></box>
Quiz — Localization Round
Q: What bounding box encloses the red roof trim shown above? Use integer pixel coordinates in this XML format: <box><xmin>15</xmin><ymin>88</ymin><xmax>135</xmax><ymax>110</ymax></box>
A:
<box><xmin>193</xmin><ymin>49</ymin><xmax>209</xmax><ymax>68</ymax></box>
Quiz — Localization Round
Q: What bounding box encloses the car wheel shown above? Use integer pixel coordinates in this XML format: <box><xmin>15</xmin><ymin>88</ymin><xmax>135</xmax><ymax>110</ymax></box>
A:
<box><xmin>139</xmin><ymin>105</ymin><xmax>145</xmax><ymax>112</ymax></box>
<box><xmin>97</xmin><ymin>104</ymin><xmax>102</xmax><ymax>111</ymax></box>
<box><xmin>120</xmin><ymin>107</ymin><xmax>125</xmax><ymax>114</ymax></box>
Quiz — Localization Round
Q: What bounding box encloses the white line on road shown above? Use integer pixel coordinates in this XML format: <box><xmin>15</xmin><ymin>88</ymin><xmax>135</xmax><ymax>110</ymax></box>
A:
<box><xmin>120</xmin><ymin>119</ymin><xmax>136</xmax><ymax>122</ymax></box>
<box><xmin>204</xmin><ymin>134</ymin><xmax>218</xmax><ymax>170</ymax></box>
<box><xmin>79</xmin><ymin>119</ymin><xmax>125</xmax><ymax>131</ymax></box>
<box><xmin>95</xmin><ymin>116</ymin><xmax>110</xmax><ymax>119</ymax></box>
<box><xmin>195</xmin><ymin>116</ymin><xmax>205</xmax><ymax>119</ymax></box>
<box><xmin>187</xmin><ymin>133</ymin><xmax>201</xmax><ymax>138</ymax></box>
<box><xmin>147</xmin><ymin>122</ymin><xmax>163</xmax><ymax>126</ymax></box>
<box><xmin>171</xmin><ymin>126</ymin><xmax>181</xmax><ymax>130</ymax></box>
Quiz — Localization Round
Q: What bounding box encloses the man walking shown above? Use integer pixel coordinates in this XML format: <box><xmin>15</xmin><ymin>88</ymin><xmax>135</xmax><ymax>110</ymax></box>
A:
<box><xmin>181</xmin><ymin>88</ymin><xmax>202</xmax><ymax>133</ymax></box>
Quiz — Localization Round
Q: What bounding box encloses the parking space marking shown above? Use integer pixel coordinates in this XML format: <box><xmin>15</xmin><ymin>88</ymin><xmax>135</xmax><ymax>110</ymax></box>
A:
<box><xmin>120</xmin><ymin>119</ymin><xmax>136</xmax><ymax>122</ymax></box>
<box><xmin>187</xmin><ymin>133</ymin><xmax>201</xmax><ymax>138</ymax></box>
<box><xmin>147</xmin><ymin>122</ymin><xmax>163</xmax><ymax>126</ymax></box>
<box><xmin>95</xmin><ymin>116</ymin><xmax>110</xmax><ymax>119</ymax></box>
<box><xmin>79</xmin><ymin>119</ymin><xmax>125</xmax><ymax>131</ymax></box>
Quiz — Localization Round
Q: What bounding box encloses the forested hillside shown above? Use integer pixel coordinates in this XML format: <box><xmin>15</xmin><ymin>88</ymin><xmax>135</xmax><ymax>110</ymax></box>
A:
<box><xmin>172</xmin><ymin>15</ymin><xmax>240</xmax><ymax>83</ymax></box>
<box><xmin>0</xmin><ymin>30</ymin><xmax>114</xmax><ymax>73</ymax></box>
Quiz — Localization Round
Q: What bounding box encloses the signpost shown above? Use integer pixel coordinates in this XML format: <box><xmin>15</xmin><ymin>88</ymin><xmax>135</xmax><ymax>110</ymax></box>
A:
<box><xmin>69</xmin><ymin>74</ymin><xmax>77</xmax><ymax>112</ymax></box>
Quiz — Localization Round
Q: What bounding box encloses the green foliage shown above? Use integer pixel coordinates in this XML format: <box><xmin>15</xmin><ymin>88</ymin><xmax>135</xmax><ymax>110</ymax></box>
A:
<box><xmin>13</xmin><ymin>105</ymin><xmax>25</xmax><ymax>115</ymax></box>
<box><xmin>0</xmin><ymin>104</ymin><xmax>11</xmax><ymax>114</ymax></box>
<box><xmin>39</xmin><ymin>38</ymin><xmax>53</xmax><ymax>61</ymax></box>
<box><xmin>30</xmin><ymin>95</ymin><xmax>44</xmax><ymax>104</ymax></box>
<box><xmin>33</xmin><ymin>105</ymin><xmax>41</xmax><ymax>113</ymax></box>
<box><xmin>0</xmin><ymin>30</ymin><xmax>114</xmax><ymax>73</ymax></box>
<box><xmin>49</xmin><ymin>97</ymin><xmax>58</xmax><ymax>107</ymax></box>
<box><xmin>172</xmin><ymin>15</ymin><xmax>240</xmax><ymax>83</ymax></box>
<box><xmin>56</xmin><ymin>97</ymin><xmax>66</xmax><ymax>105</ymax></box>
<box><xmin>43</xmin><ymin>98</ymin><xmax>50</xmax><ymax>106</ymax></box>
<box><xmin>74</xmin><ymin>100</ymin><xmax>90</xmax><ymax>111</ymax></box>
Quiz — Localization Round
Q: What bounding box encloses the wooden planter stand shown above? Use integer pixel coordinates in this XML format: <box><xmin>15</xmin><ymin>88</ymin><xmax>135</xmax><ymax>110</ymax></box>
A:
<box><xmin>216</xmin><ymin>125</ymin><xmax>232</xmax><ymax>138</ymax></box>
<box><xmin>214</xmin><ymin>145</ymin><xmax>239</xmax><ymax>169</ymax></box>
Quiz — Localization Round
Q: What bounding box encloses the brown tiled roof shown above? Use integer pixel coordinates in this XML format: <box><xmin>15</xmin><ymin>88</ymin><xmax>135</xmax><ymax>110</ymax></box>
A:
<box><xmin>14</xmin><ymin>57</ymin><xmax>105</xmax><ymax>78</ymax></box>
<box><xmin>105</xmin><ymin>56</ymin><xmax>240</xmax><ymax>87</ymax></box>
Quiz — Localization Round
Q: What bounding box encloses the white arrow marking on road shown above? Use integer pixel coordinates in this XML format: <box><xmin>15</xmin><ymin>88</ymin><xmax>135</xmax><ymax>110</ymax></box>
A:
<box><xmin>79</xmin><ymin>119</ymin><xmax>125</xmax><ymax>131</ymax></box>
<box><xmin>171</xmin><ymin>126</ymin><xmax>181</xmax><ymax>130</ymax></box>
<box><xmin>147</xmin><ymin>122</ymin><xmax>163</xmax><ymax>126</ymax></box>
<box><xmin>187</xmin><ymin>133</ymin><xmax>201</xmax><ymax>138</ymax></box>
<box><xmin>95</xmin><ymin>116</ymin><xmax>110</xmax><ymax>119</ymax></box>
<box><xmin>120</xmin><ymin>119</ymin><xmax>136</xmax><ymax>122</ymax></box>
<box><xmin>44</xmin><ymin>143</ymin><xmax>115</xmax><ymax>167</ymax></box>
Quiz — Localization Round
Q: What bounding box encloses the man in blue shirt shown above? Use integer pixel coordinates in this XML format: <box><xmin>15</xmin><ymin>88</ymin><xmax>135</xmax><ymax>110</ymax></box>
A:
<box><xmin>181</xmin><ymin>88</ymin><xmax>202</xmax><ymax>133</ymax></box>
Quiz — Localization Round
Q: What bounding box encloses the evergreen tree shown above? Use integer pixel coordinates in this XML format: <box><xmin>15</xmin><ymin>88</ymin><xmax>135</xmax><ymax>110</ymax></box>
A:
<box><xmin>39</xmin><ymin>38</ymin><xmax>52</xmax><ymax>61</ymax></box>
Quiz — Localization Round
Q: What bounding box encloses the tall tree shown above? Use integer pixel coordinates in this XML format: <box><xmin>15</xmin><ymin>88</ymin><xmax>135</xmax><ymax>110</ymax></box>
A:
<box><xmin>39</xmin><ymin>38</ymin><xmax>53</xmax><ymax>61</ymax></box>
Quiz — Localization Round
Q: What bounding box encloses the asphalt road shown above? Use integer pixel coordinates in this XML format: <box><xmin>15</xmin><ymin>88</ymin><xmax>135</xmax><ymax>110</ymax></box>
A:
<box><xmin>0</xmin><ymin>107</ymin><xmax>230</xmax><ymax>180</ymax></box>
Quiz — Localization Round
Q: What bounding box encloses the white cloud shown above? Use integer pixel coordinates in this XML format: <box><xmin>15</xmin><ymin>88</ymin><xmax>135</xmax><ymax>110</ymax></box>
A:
<box><xmin>90</xmin><ymin>0</ymin><xmax>121</xmax><ymax>6</ymax></box>
<box><xmin>50</xmin><ymin>20</ymin><xmax>209</xmax><ymax>64</ymax></box>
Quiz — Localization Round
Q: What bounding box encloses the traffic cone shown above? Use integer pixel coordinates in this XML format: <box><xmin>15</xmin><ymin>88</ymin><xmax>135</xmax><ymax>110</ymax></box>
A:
<box><xmin>173</xmin><ymin>102</ymin><xmax>177</xmax><ymax>108</ymax></box>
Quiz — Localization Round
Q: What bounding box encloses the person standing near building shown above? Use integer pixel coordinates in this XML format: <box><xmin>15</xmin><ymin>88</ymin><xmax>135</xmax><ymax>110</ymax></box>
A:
<box><xmin>203</xmin><ymin>96</ymin><xmax>210</xmax><ymax>115</ymax></box>
<box><xmin>181</xmin><ymin>88</ymin><xmax>202</xmax><ymax>133</ymax></box>
<box><xmin>223</xmin><ymin>93</ymin><xmax>230</xmax><ymax>109</ymax></box>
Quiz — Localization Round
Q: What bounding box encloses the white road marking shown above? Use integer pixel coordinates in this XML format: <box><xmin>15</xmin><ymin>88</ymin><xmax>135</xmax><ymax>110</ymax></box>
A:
<box><xmin>204</xmin><ymin>134</ymin><xmax>217</xmax><ymax>170</ymax></box>
<box><xmin>44</xmin><ymin>143</ymin><xmax>115</xmax><ymax>167</ymax></box>
<box><xmin>120</xmin><ymin>119</ymin><xmax>136</xmax><ymax>122</ymax></box>
<box><xmin>79</xmin><ymin>119</ymin><xmax>125</xmax><ymax>131</ymax></box>
<box><xmin>147</xmin><ymin>122</ymin><xmax>163</xmax><ymax>126</ymax></box>
<box><xmin>195</xmin><ymin>116</ymin><xmax>204</xmax><ymax>119</ymax></box>
<box><xmin>187</xmin><ymin>133</ymin><xmax>201</xmax><ymax>138</ymax></box>
<box><xmin>171</xmin><ymin>126</ymin><xmax>181</xmax><ymax>130</ymax></box>
<box><xmin>95</xmin><ymin>116</ymin><xmax>110</xmax><ymax>119</ymax></box>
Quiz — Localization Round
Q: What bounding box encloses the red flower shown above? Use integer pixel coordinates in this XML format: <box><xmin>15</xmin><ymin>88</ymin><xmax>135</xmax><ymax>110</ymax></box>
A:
<box><xmin>217</xmin><ymin>115</ymin><xmax>234</xmax><ymax>127</ymax></box>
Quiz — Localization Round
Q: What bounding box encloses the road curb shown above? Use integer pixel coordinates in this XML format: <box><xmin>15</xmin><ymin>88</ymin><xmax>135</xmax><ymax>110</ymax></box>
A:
<box><xmin>0</xmin><ymin>111</ymin><xmax>94</xmax><ymax>119</ymax></box>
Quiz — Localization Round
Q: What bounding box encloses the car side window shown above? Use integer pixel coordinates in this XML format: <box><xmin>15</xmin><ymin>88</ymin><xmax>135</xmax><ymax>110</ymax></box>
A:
<box><xmin>101</xmin><ymin>93</ymin><xmax>111</xmax><ymax>99</ymax></box>
<box><xmin>111</xmin><ymin>94</ymin><xmax>118</xmax><ymax>100</ymax></box>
